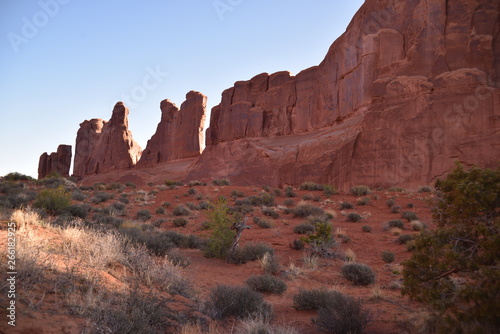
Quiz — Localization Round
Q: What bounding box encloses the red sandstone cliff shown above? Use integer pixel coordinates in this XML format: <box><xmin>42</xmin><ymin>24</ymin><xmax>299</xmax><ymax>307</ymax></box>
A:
<box><xmin>73</xmin><ymin>102</ymin><xmax>142</xmax><ymax>177</ymax></box>
<box><xmin>137</xmin><ymin>91</ymin><xmax>207</xmax><ymax>166</ymax></box>
<box><xmin>38</xmin><ymin>145</ymin><xmax>72</xmax><ymax>179</ymax></box>
<box><xmin>187</xmin><ymin>0</ymin><xmax>500</xmax><ymax>189</ymax></box>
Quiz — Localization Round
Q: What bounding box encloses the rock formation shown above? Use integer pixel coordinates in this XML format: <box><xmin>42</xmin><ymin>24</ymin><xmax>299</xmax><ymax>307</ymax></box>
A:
<box><xmin>38</xmin><ymin>145</ymin><xmax>72</xmax><ymax>179</ymax></box>
<box><xmin>73</xmin><ymin>102</ymin><xmax>142</xmax><ymax>177</ymax></box>
<box><xmin>137</xmin><ymin>91</ymin><xmax>207</xmax><ymax>166</ymax></box>
<box><xmin>73</xmin><ymin>119</ymin><xmax>105</xmax><ymax>178</ymax></box>
<box><xmin>187</xmin><ymin>0</ymin><xmax>500</xmax><ymax>189</ymax></box>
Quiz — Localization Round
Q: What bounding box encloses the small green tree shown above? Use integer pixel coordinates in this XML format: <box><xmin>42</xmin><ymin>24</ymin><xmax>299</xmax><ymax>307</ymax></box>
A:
<box><xmin>33</xmin><ymin>185</ymin><xmax>71</xmax><ymax>215</ymax></box>
<box><xmin>203</xmin><ymin>198</ymin><xmax>236</xmax><ymax>259</ymax></box>
<box><xmin>402</xmin><ymin>164</ymin><xmax>500</xmax><ymax>333</ymax></box>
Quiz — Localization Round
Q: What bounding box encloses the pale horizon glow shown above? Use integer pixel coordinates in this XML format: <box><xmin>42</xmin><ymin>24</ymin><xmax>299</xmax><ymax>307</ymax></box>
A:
<box><xmin>0</xmin><ymin>0</ymin><xmax>364</xmax><ymax>178</ymax></box>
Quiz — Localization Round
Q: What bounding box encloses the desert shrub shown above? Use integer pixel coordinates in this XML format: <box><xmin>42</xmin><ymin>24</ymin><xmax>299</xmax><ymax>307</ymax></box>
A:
<box><xmin>212</xmin><ymin>178</ymin><xmax>231</xmax><ymax>186</ymax></box>
<box><xmin>291</xmin><ymin>204</ymin><xmax>324</xmax><ymax>218</ymax></box>
<box><xmin>289</xmin><ymin>239</ymin><xmax>305</xmax><ymax>251</ymax></box>
<box><xmin>386</xmin><ymin>199</ymin><xmax>396</xmax><ymax>207</ymax></box>
<box><xmin>253</xmin><ymin>217</ymin><xmax>272</xmax><ymax>229</ymax></box>
<box><xmin>294</xmin><ymin>223</ymin><xmax>315</xmax><ymax>234</ymax></box>
<box><xmin>228</xmin><ymin>243</ymin><xmax>275</xmax><ymax>264</ymax></box>
<box><xmin>186</xmin><ymin>188</ymin><xmax>197</xmax><ymax>196</ymax></box>
<box><xmin>71</xmin><ymin>190</ymin><xmax>87</xmax><ymax>201</ymax></box>
<box><xmin>386</xmin><ymin>219</ymin><xmax>405</xmax><ymax>229</ymax></box>
<box><xmin>173</xmin><ymin>218</ymin><xmax>188</xmax><ymax>227</ymax></box>
<box><xmin>362</xmin><ymin>225</ymin><xmax>372</xmax><ymax>233</ymax></box>
<box><xmin>105</xmin><ymin>182</ymin><xmax>123</xmax><ymax>190</ymax></box>
<box><xmin>284</xmin><ymin>186</ymin><xmax>296</xmax><ymax>198</ymax></box>
<box><xmin>112</xmin><ymin>201</ymin><xmax>126</xmax><ymax>211</ymax></box>
<box><xmin>4</xmin><ymin>172</ymin><xmax>34</xmax><ymax>181</ymax></box>
<box><xmin>273</xmin><ymin>188</ymin><xmax>282</xmax><ymax>196</ymax></box>
<box><xmin>160</xmin><ymin>201</ymin><xmax>170</xmax><ymax>208</ymax></box>
<box><xmin>155</xmin><ymin>207</ymin><xmax>165</xmax><ymax>215</ymax></box>
<box><xmin>118</xmin><ymin>195</ymin><xmax>130</xmax><ymax>204</ymax></box>
<box><xmin>248</xmin><ymin>192</ymin><xmax>275</xmax><ymax>207</ymax></box>
<box><xmin>92</xmin><ymin>214</ymin><xmax>124</xmax><ymax>228</ymax></box>
<box><xmin>346</xmin><ymin>212</ymin><xmax>362</xmax><ymax>222</ymax></box>
<box><xmin>136</xmin><ymin>209</ymin><xmax>151</xmax><ymax>221</ymax></box>
<box><xmin>33</xmin><ymin>186</ymin><xmax>71</xmax><ymax>215</ymax></box>
<box><xmin>283</xmin><ymin>199</ymin><xmax>294</xmax><ymax>207</ymax></box>
<box><xmin>188</xmin><ymin>180</ymin><xmax>206</xmax><ymax>187</ymax></box>
<box><xmin>260</xmin><ymin>252</ymin><xmax>280</xmax><ymax>275</ymax></box>
<box><xmin>402</xmin><ymin>211</ymin><xmax>418</xmax><ymax>221</ymax></box>
<box><xmin>418</xmin><ymin>186</ymin><xmax>432</xmax><ymax>193</ymax></box>
<box><xmin>246</xmin><ymin>275</ymin><xmax>287</xmax><ymax>295</ymax></box>
<box><xmin>262</xmin><ymin>207</ymin><xmax>279</xmax><ymax>219</ymax></box>
<box><xmin>403</xmin><ymin>164</ymin><xmax>500</xmax><ymax>332</ymax></box>
<box><xmin>300</xmin><ymin>182</ymin><xmax>324</xmax><ymax>191</ymax></box>
<box><xmin>185</xmin><ymin>202</ymin><xmax>199</xmax><ymax>211</ymax></box>
<box><xmin>339</xmin><ymin>201</ymin><xmax>354</xmax><ymax>209</ymax></box>
<box><xmin>198</xmin><ymin>201</ymin><xmax>210</xmax><ymax>210</ymax></box>
<box><xmin>357</xmin><ymin>197</ymin><xmax>370</xmax><ymax>206</ymax></box>
<box><xmin>350</xmin><ymin>185</ymin><xmax>371</xmax><ymax>196</ymax></box>
<box><xmin>323</xmin><ymin>184</ymin><xmax>336</xmax><ymax>196</ymax></box>
<box><xmin>390</xmin><ymin>205</ymin><xmax>402</xmax><ymax>213</ymax></box>
<box><xmin>0</xmin><ymin>184</ymin><xmax>36</xmax><ymax>209</ymax></box>
<box><xmin>164</xmin><ymin>179</ymin><xmax>184</xmax><ymax>187</ymax></box>
<box><xmin>313</xmin><ymin>293</ymin><xmax>370</xmax><ymax>334</ymax></box>
<box><xmin>203</xmin><ymin>199</ymin><xmax>236</xmax><ymax>259</ymax></box>
<box><xmin>172</xmin><ymin>205</ymin><xmax>191</xmax><ymax>216</ymax></box>
<box><xmin>381</xmin><ymin>251</ymin><xmax>395</xmax><ymax>263</ymax></box>
<box><xmin>124</xmin><ymin>182</ymin><xmax>136</xmax><ymax>188</ymax></box>
<box><xmin>205</xmin><ymin>285</ymin><xmax>272</xmax><ymax>320</ymax></box>
<box><xmin>41</xmin><ymin>175</ymin><xmax>66</xmax><ymax>188</ymax></box>
<box><xmin>67</xmin><ymin>204</ymin><xmax>91</xmax><ymax>219</ymax></box>
<box><xmin>302</xmin><ymin>194</ymin><xmax>313</xmax><ymax>201</ymax></box>
<box><xmin>301</xmin><ymin>223</ymin><xmax>334</xmax><ymax>247</ymax></box>
<box><xmin>91</xmin><ymin>191</ymin><xmax>114</xmax><ymax>204</ymax></box>
<box><xmin>406</xmin><ymin>203</ymin><xmax>414</xmax><ymax>209</ymax></box>
<box><xmin>293</xmin><ymin>289</ymin><xmax>342</xmax><ymax>310</ymax></box>
<box><xmin>397</xmin><ymin>234</ymin><xmax>414</xmax><ymax>245</ymax></box>
<box><xmin>341</xmin><ymin>262</ymin><xmax>376</xmax><ymax>285</ymax></box>
<box><xmin>230</xmin><ymin>190</ymin><xmax>245</xmax><ymax>198</ymax></box>
<box><xmin>410</xmin><ymin>220</ymin><xmax>425</xmax><ymax>231</ymax></box>
<box><xmin>236</xmin><ymin>318</ymin><xmax>301</xmax><ymax>334</ymax></box>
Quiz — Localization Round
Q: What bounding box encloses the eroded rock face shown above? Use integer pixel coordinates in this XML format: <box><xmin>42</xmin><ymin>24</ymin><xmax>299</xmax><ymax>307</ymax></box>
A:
<box><xmin>137</xmin><ymin>91</ymin><xmax>207</xmax><ymax>166</ymax></box>
<box><xmin>73</xmin><ymin>119</ymin><xmax>105</xmax><ymax>178</ymax></box>
<box><xmin>38</xmin><ymin>145</ymin><xmax>72</xmax><ymax>179</ymax></box>
<box><xmin>190</xmin><ymin>0</ymin><xmax>500</xmax><ymax>189</ymax></box>
<box><xmin>73</xmin><ymin>103</ymin><xmax>142</xmax><ymax>177</ymax></box>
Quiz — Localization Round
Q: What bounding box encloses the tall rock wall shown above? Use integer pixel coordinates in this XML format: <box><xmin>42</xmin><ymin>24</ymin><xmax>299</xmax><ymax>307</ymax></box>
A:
<box><xmin>189</xmin><ymin>0</ymin><xmax>500</xmax><ymax>189</ymax></box>
<box><xmin>137</xmin><ymin>91</ymin><xmax>207</xmax><ymax>166</ymax></box>
<box><xmin>38</xmin><ymin>145</ymin><xmax>72</xmax><ymax>179</ymax></box>
<box><xmin>73</xmin><ymin>102</ymin><xmax>142</xmax><ymax>177</ymax></box>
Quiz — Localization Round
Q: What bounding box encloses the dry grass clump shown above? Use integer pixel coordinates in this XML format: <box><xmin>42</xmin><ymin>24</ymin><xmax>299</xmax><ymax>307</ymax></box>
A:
<box><xmin>10</xmin><ymin>208</ymin><xmax>41</xmax><ymax>231</ymax></box>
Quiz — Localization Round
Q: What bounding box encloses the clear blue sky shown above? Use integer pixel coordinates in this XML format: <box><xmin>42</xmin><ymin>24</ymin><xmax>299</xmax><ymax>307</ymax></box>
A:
<box><xmin>0</xmin><ymin>0</ymin><xmax>364</xmax><ymax>178</ymax></box>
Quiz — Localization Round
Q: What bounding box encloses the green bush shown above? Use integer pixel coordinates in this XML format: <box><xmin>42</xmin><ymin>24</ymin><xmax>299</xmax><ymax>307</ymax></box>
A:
<box><xmin>314</xmin><ymin>293</ymin><xmax>370</xmax><ymax>334</ymax></box>
<box><xmin>203</xmin><ymin>199</ymin><xmax>236</xmax><ymax>259</ymax></box>
<box><xmin>350</xmin><ymin>185</ymin><xmax>371</xmax><ymax>196</ymax></box>
<box><xmin>136</xmin><ymin>209</ymin><xmax>151</xmax><ymax>221</ymax></box>
<box><xmin>246</xmin><ymin>275</ymin><xmax>287</xmax><ymax>295</ymax></box>
<box><xmin>173</xmin><ymin>205</ymin><xmax>191</xmax><ymax>216</ymax></box>
<box><xmin>346</xmin><ymin>212</ymin><xmax>362</xmax><ymax>222</ymax></box>
<box><xmin>402</xmin><ymin>164</ymin><xmax>500</xmax><ymax>332</ymax></box>
<box><xmin>33</xmin><ymin>186</ymin><xmax>71</xmax><ymax>215</ymax></box>
<box><xmin>341</xmin><ymin>262</ymin><xmax>376</xmax><ymax>285</ymax></box>
<box><xmin>205</xmin><ymin>285</ymin><xmax>272</xmax><ymax>320</ymax></box>
<box><xmin>323</xmin><ymin>185</ymin><xmax>336</xmax><ymax>196</ymax></box>
<box><xmin>381</xmin><ymin>250</ymin><xmax>395</xmax><ymax>263</ymax></box>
